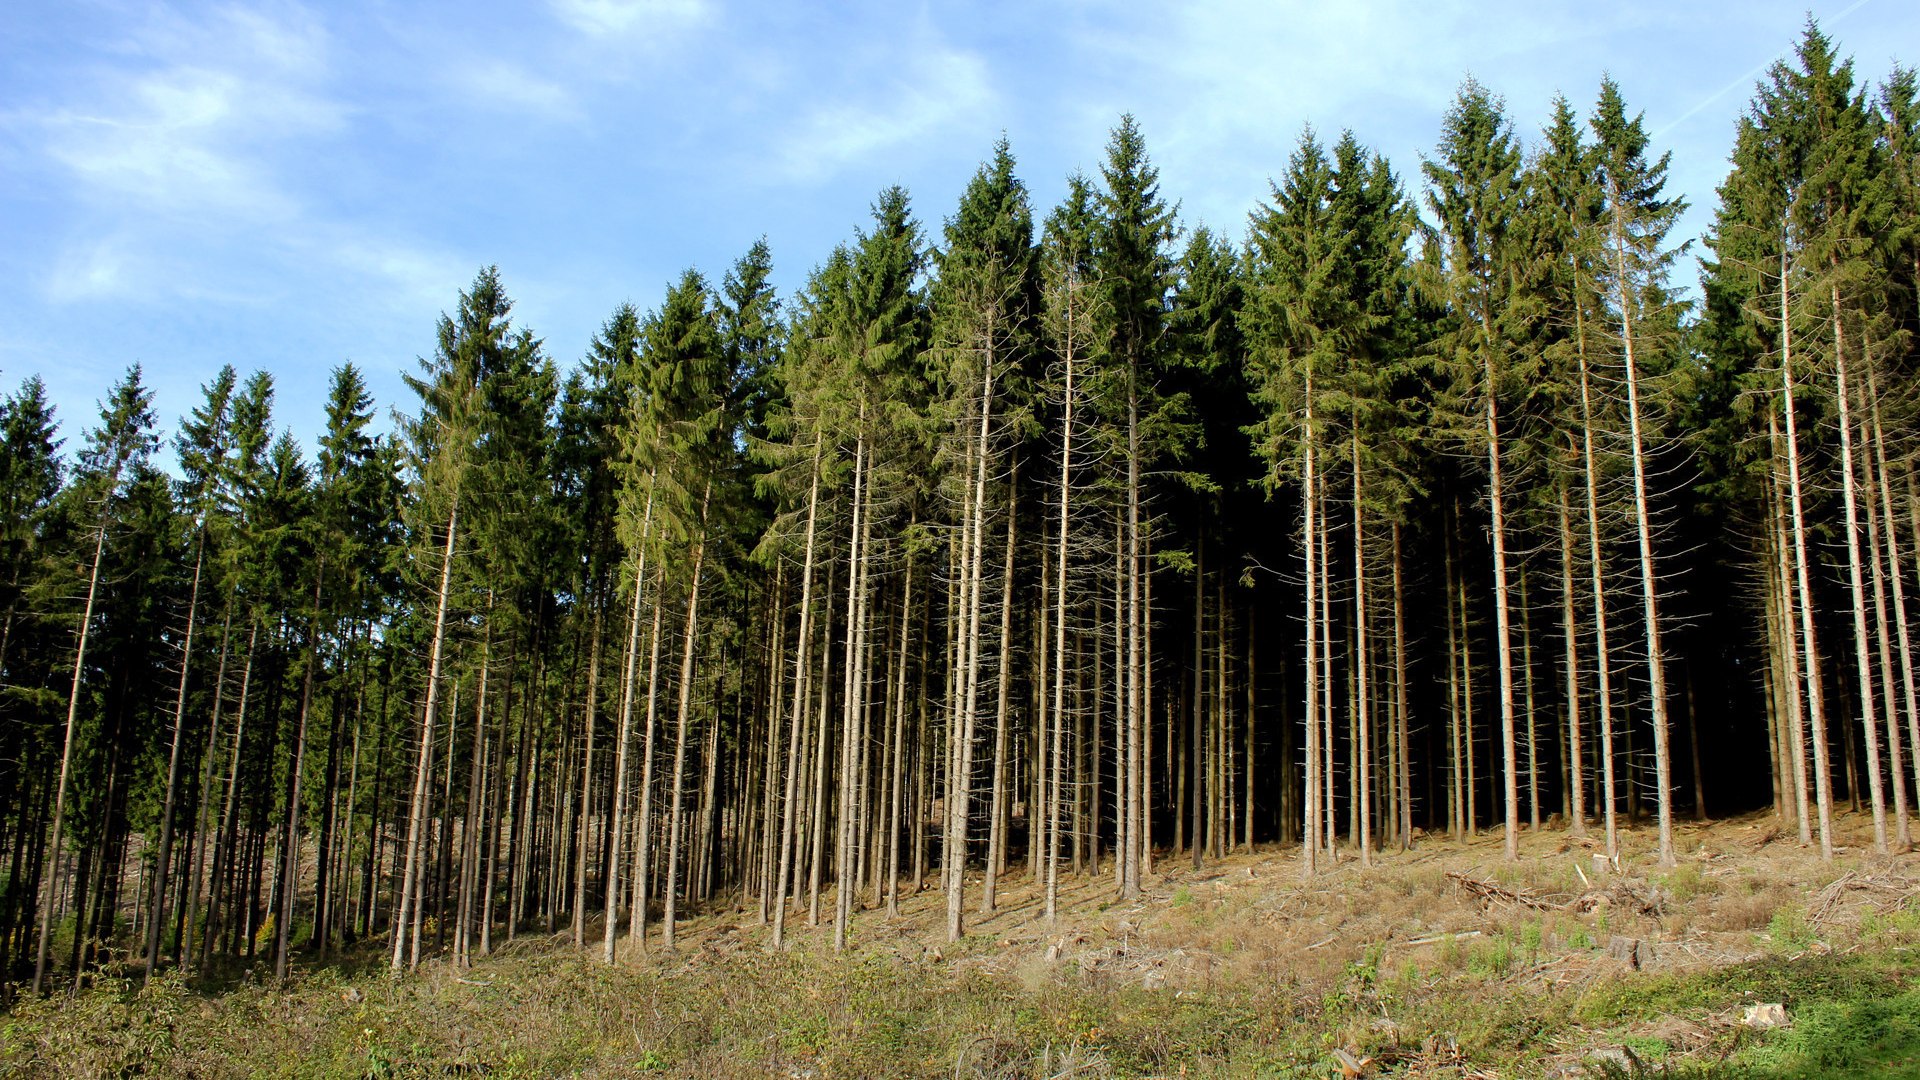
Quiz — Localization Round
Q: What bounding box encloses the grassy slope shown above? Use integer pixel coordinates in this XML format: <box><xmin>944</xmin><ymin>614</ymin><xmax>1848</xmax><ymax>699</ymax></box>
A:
<box><xmin>5</xmin><ymin>811</ymin><xmax>1919</xmax><ymax>1079</ymax></box>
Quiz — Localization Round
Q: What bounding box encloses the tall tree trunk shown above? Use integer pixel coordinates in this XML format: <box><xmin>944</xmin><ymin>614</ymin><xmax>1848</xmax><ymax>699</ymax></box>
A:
<box><xmin>456</xmin><ymin>633</ymin><xmax>492</xmax><ymax>966</ymax></box>
<box><xmin>142</xmin><ymin>525</ymin><xmax>207</xmax><ymax>982</ymax></box>
<box><xmin>1772</xmin><ymin>413</ymin><xmax>1813</xmax><ymax>839</ymax></box>
<box><xmin>1522</xmin><ymin>574</ymin><xmax>1539</xmax><ymax>832</ymax></box>
<box><xmin>180</xmin><ymin>604</ymin><xmax>237</xmax><ymax>972</ymax></box>
<box><xmin>1393</xmin><ymin>522</ymin><xmax>1412</xmax><ymax>848</ymax></box>
<box><xmin>1831</xmin><ymin>291</ymin><xmax>1888</xmax><ymax>852</ymax></box>
<box><xmin>1610</xmin><ymin>209</ymin><xmax>1675</xmax><ymax>865</ymax></box>
<box><xmin>772</xmin><ymin>446</ymin><xmax>823</xmax><ymax>949</ymax></box>
<box><xmin>1301</xmin><ymin>360</ymin><xmax>1320</xmax><ymax>878</ymax></box>
<box><xmin>1578</xmin><ymin>348</ymin><xmax>1621</xmax><ymax>861</ymax></box>
<box><xmin>836</xmin><ymin>437</ymin><xmax>870</xmax><ymax>949</ymax></box>
<box><xmin>602</xmin><ymin>483</ymin><xmax>655</xmax><ymax>961</ymax></box>
<box><xmin>1124</xmin><ymin>380</ymin><xmax>1144</xmax><ymax>901</ymax></box>
<box><xmin>886</xmin><ymin>555</ymin><xmax>914</xmax><ymax>919</ymax></box>
<box><xmin>31</xmin><ymin>495</ymin><xmax>114</xmax><ymax>995</ymax></box>
<box><xmin>1872</xmin><ymin>379</ymin><xmax>1920</xmax><ymax>842</ymax></box>
<box><xmin>982</xmin><ymin>474</ymin><xmax>1018</xmax><ymax>915</ymax></box>
<box><xmin>1558</xmin><ymin>483</ymin><xmax>1587</xmax><ymax>838</ymax></box>
<box><xmin>1480</xmin><ymin>317</ymin><xmax>1520</xmax><ymax>862</ymax></box>
<box><xmin>946</xmin><ymin>366</ymin><xmax>995</xmax><ymax>941</ymax></box>
<box><xmin>1781</xmin><ymin>255</ymin><xmax>1835</xmax><ymax>859</ymax></box>
<box><xmin>202</xmin><ymin>618</ymin><xmax>259</xmax><ymax>968</ymax></box>
<box><xmin>572</xmin><ymin>592</ymin><xmax>605</xmax><ymax>946</ymax></box>
<box><xmin>274</xmin><ymin>568</ymin><xmax>325</xmax><ymax>980</ymax></box>
<box><xmin>661</xmin><ymin>483</ymin><xmax>713</xmax><ymax>953</ymax></box>
<box><xmin>391</xmin><ymin>505</ymin><xmax>459</xmax><ymax>971</ymax></box>
<box><xmin>1354</xmin><ymin>431</ymin><xmax>1372</xmax><ymax>868</ymax></box>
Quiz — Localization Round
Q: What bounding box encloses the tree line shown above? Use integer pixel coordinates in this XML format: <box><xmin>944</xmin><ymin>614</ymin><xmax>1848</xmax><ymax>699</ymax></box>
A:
<box><xmin>0</xmin><ymin>23</ymin><xmax>1915</xmax><ymax>999</ymax></box>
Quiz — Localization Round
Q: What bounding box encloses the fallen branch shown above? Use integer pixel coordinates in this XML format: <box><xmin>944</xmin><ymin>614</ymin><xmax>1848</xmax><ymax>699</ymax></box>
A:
<box><xmin>1445</xmin><ymin>871</ymin><xmax>1562</xmax><ymax>910</ymax></box>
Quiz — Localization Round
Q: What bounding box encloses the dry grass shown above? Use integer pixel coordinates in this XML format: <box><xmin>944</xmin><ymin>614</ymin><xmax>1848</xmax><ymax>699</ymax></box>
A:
<box><xmin>5</xmin><ymin>809</ymin><xmax>1920</xmax><ymax>1078</ymax></box>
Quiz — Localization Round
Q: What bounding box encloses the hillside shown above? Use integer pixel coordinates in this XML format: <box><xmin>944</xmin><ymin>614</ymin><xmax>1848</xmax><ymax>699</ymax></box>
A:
<box><xmin>7</xmin><ymin>814</ymin><xmax>1920</xmax><ymax>1079</ymax></box>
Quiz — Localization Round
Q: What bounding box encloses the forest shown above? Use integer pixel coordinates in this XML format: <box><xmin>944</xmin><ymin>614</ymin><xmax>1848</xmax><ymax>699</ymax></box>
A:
<box><xmin>0</xmin><ymin>22</ymin><xmax>1916</xmax><ymax>1008</ymax></box>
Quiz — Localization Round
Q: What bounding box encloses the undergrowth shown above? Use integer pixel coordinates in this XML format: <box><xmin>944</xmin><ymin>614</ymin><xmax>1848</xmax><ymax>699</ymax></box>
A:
<box><xmin>2</xmin><ymin>944</ymin><xmax>1915</xmax><ymax>1078</ymax></box>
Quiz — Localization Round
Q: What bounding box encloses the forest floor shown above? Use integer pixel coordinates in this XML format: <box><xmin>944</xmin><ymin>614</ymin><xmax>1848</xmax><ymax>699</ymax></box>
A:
<box><xmin>6</xmin><ymin>810</ymin><xmax>1920</xmax><ymax>1079</ymax></box>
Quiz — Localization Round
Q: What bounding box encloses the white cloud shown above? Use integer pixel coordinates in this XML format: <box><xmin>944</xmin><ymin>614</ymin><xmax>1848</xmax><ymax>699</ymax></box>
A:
<box><xmin>10</xmin><ymin>2</ymin><xmax>468</xmax><ymax>312</ymax></box>
<box><xmin>776</xmin><ymin>44</ymin><xmax>995</xmax><ymax>182</ymax></box>
<box><xmin>448</xmin><ymin>58</ymin><xmax>576</xmax><ymax>118</ymax></box>
<box><xmin>21</xmin><ymin>4</ymin><xmax>340</xmax><ymax>228</ymax></box>
<box><xmin>547</xmin><ymin>0</ymin><xmax>708</xmax><ymax>38</ymax></box>
<box><xmin>44</xmin><ymin>236</ymin><xmax>133</xmax><ymax>303</ymax></box>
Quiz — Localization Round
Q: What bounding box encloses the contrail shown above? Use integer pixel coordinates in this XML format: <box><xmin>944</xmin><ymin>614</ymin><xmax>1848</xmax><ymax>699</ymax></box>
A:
<box><xmin>1652</xmin><ymin>0</ymin><xmax>1872</xmax><ymax>140</ymax></box>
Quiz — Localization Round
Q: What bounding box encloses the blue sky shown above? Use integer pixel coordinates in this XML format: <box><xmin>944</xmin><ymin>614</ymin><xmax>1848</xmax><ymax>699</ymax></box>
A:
<box><xmin>3</xmin><ymin>0</ymin><xmax>1916</xmax><ymax>458</ymax></box>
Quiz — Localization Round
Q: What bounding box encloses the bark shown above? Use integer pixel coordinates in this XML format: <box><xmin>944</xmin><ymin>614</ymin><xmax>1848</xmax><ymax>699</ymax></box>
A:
<box><xmin>142</xmin><ymin>525</ymin><xmax>207</xmax><ymax>982</ymax></box>
<box><xmin>1354</xmin><ymin>430</ymin><xmax>1372</xmax><ymax>867</ymax></box>
<box><xmin>602</xmin><ymin>482</ymin><xmax>655</xmax><ymax>961</ymax></box>
<box><xmin>1558</xmin><ymin>484</ymin><xmax>1587</xmax><ymax>838</ymax></box>
<box><xmin>1481</xmin><ymin>316</ymin><xmax>1520</xmax><ymax>863</ymax></box>
<box><xmin>1301</xmin><ymin>358</ymin><xmax>1321</xmax><ymax>877</ymax></box>
<box><xmin>572</xmin><ymin>593</ymin><xmax>605</xmax><ymax>945</ymax></box>
<box><xmin>835</xmin><ymin>437</ymin><xmax>870</xmax><ymax>949</ymax></box>
<box><xmin>274</xmin><ymin>568</ymin><xmax>325</xmax><ymax>980</ymax></box>
<box><xmin>661</xmin><ymin>483</ymin><xmax>714</xmax><ymax>952</ymax></box>
<box><xmin>31</xmin><ymin>488</ymin><xmax>114</xmax><ymax>995</ymax></box>
<box><xmin>1832</xmin><ymin>291</ymin><xmax>1888</xmax><ymax>852</ymax></box>
<box><xmin>392</xmin><ymin>504</ymin><xmax>459</xmax><ymax>971</ymax></box>
<box><xmin>1780</xmin><ymin>255</ymin><xmax>1835</xmax><ymax>859</ymax></box>
<box><xmin>1578</xmin><ymin>346</ymin><xmax>1621</xmax><ymax>860</ymax></box>
<box><xmin>772</xmin><ymin>445</ymin><xmax>823</xmax><ymax>949</ymax></box>
<box><xmin>982</xmin><ymin>476</ymin><xmax>1018</xmax><ymax>915</ymax></box>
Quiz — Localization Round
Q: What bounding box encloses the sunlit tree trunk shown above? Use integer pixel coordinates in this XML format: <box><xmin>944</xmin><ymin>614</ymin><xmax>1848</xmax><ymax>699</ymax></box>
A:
<box><xmin>392</xmin><ymin>506</ymin><xmax>458</xmax><ymax>972</ymax></box>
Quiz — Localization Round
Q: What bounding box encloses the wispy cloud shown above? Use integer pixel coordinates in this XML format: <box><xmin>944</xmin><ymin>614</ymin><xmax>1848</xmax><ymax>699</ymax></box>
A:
<box><xmin>36</xmin><ymin>13</ymin><xmax>336</xmax><ymax>212</ymax></box>
<box><xmin>447</xmin><ymin>58</ymin><xmax>577</xmax><ymax>119</ymax></box>
<box><xmin>547</xmin><ymin>0</ymin><xmax>708</xmax><ymax>38</ymax></box>
<box><xmin>775</xmin><ymin>41</ymin><xmax>995</xmax><ymax>183</ymax></box>
<box><xmin>11</xmin><ymin>2</ymin><xmax>343</xmax><ymax>301</ymax></box>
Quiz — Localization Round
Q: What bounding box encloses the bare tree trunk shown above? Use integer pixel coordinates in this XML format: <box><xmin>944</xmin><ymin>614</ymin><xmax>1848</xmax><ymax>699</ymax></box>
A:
<box><xmin>143</xmin><ymin>526</ymin><xmax>207</xmax><ymax>982</ymax></box>
<box><xmin>1125</xmin><ymin>382</ymin><xmax>1144</xmax><ymax>902</ymax></box>
<box><xmin>1353</xmin><ymin>431</ymin><xmax>1372</xmax><ymax>868</ymax></box>
<box><xmin>772</xmin><ymin>447</ymin><xmax>823</xmax><ymax>949</ymax></box>
<box><xmin>1522</xmin><ymin>574</ymin><xmax>1539</xmax><ymax>833</ymax></box>
<box><xmin>31</xmin><ymin>495</ymin><xmax>114</xmax><ymax>995</ymax></box>
<box><xmin>391</xmin><ymin>506</ymin><xmax>458</xmax><ymax>972</ymax></box>
<box><xmin>180</xmin><ymin>605</ymin><xmax>236</xmax><ymax>972</ymax></box>
<box><xmin>983</xmin><ymin>475</ymin><xmax>1018</xmax><ymax>915</ymax></box>
<box><xmin>1578</xmin><ymin>349</ymin><xmax>1620</xmax><ymax>861</ymax></box>
<box><xmin>1832</xmin><ymin>292</ymin><xmax>1888</xmax><ymax>852</ymax></box>
<box><xmin>1302</xmin><ymin>364</ymin><xmax>1320</xmax><ymax>878</ymax></box>
<box><xmin>946</xmin><ymin>367</ymin><xmax>994</xmax><ymax>941</ymax></box>
<box><xmin>1781</xmin><ymin>257</ymin><xmax>1835</xmax><ymax>859</ymax></box>
<box><xmin>1558</xmin><ymin>484</ymin><xmax>1587</xmax><ymax>838</ymax></box>
<box><xmin>1610</xmin><ymin>188</ymin><xmax>1677</xmax><ymax>866</ymax></box>
<box><xmin>628</xmin><ymin>561</ymin><xmax>669</xmax><ymax>956</ymax></box>
<box><xmin>456</xmin><ymin>626</ymin><xmax>493</xmax><ymax>966</ymax></box>
<box><xmin>603</xmin><ymin>484</ymin><xmax>655</xmax><ymax>962</ymax></box>
<box><xmin>661</xmin><ymin>484</ymin><xmax>713</xmax><ymax>953</ymax></box>
<box><xmin>1772</xmin><ymin>413</ymin><xmax>1813</xmax><ymax>839</ymax></box>
<box><xmin>201</xmin><ymin>618</ymin><xmax>258</xmax><ymax>968</ymax></box>
<box><xmin>1394</xmin><ymin>523</ymin><xmax>1412</xmax><ymax>847</ymax></box>
<box><xmin>806</xmin><ymin>559</ymin><xmax>837</xmax><ymax>928</ymax></box>
<box><xmin>1480</xmin><ymin>319</ymin><xmax>1520</xmax><ymax>863</ymax></box>
<box><xmin>833</xmin><ymin>436</ymin><xmax>868</xmax><ymax>951</ymax></box>
<box><xmin>1864</xmin><ymin>399</ymin><xmax>1908</xmax><ymax>846</ymax></box>
<box><xmin>1192</xmin><ymin>535</ymin><xmax>1206</xmax><ymax>869</ymax></box>
<box><xmin>274</xmin><ymin>569</ymin><xmax>325</xmax><ymax>980</ymax></box>
<box><xmin>1445</xmin><ymin>504</ymin><xmax>1463</xmax><ymax>839</ymax></box>
<box><xmin>886</xmin><ymin>555</ymin><xmax>914</xmax><ymax>918</ymax></box>
<box><xmin>572</xmin><ymin>593</ymin><xmax>605</xmax><ymax>946</ymax></box>
<box><xmin>1872</xmin><ymin>380</ymin><xmax>1920</xmax><ymax>844</ymax></box>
